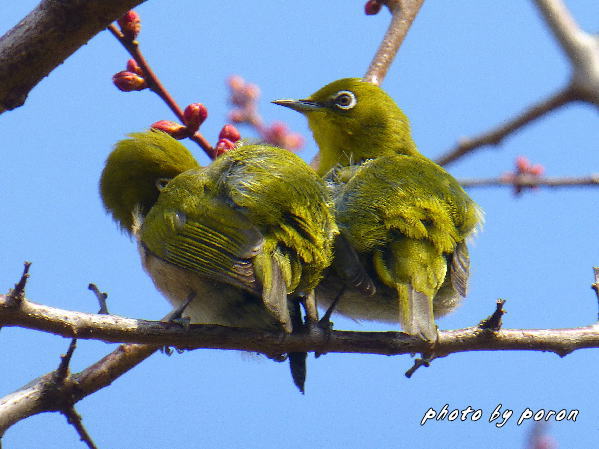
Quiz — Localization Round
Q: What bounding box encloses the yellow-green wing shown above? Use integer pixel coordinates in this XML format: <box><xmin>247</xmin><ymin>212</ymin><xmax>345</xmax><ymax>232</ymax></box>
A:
<box><xmin>142</xmin><ymin>198</ymin><xmax>265</xmax><ymax>296</ymax></box>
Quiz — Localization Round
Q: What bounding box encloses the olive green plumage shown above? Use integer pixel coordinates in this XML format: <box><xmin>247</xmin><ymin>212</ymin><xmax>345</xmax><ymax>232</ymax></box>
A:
<box><xmin>140</xmin><ymin>143</ymin><xmax>338</xmax><ymax>333</ymax></box>
<box><xmin>100</xmin><ymin>130</ymin><xmax>337</xmax><ymax>392</ymax></box>
<box><xmin>100</xmin><ymin>130</ymin><xmax>200</xmax><ymax>234</ymax></box>
<box><xmin>274</xmin><ymin>78</ymin><xmax>482</xmax><ymax>340</ymax></box>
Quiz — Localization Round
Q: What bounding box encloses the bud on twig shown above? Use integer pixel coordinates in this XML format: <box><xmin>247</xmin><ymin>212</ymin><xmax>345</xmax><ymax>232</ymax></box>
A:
<box><xmin>365</xmin><ymin>0</ymin><xmax>383</xmax><ymax>15</ymax></box>
<box><xmin>218</xmin><ymin>124</ymin><xmax>241</xmax><ymax>143</ymax></box>
<box><xmin>183</xmin><ymin>103</ymin><xmax>208</xmax><ymax>134</ymax></box>
<box><xmin>151</xmin><ymin>120</ymin><xmax>189</xmax><ymax>139</ymax></box>
<box><xmin>126</xmin><ymin>59</ymin><xmax>144</xmax><ymax>76</ymax></box>
<box><xmin>215</xmin><ymin>138</ymin><xmax>236</xmax><ymax>156</ymax></box>
<box><xmin>113</xmin><ymin>71</ymin><xmax>147</xmax><ymax>91</ymax></box>
<box><xmin>263</xmin><ymin>122</ymin><xmax>304</xmax><ymax>151</ymax></box>
<box><xmin>118</xmin><ymin>10</ymin><xmax>141</xmax><ymax>40</ymax></box>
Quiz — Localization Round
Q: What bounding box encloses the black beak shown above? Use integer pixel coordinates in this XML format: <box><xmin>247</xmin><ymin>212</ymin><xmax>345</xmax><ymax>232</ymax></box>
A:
<box><xmin>272</xmin><ymin>98</ymin><xmax>321</xmax><ymax>113</ymax></box>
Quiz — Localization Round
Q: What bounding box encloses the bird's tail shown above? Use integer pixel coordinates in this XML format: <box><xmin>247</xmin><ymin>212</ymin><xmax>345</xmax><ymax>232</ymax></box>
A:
<box><xmin>288</xmin><ymin>299</ymin><xmax>307</xmax><ymax>394</ymax></box>
<box><xmin>398</xmin><ymin>285</ymin><xmax>437</xmax><ymax>341</ymax></box>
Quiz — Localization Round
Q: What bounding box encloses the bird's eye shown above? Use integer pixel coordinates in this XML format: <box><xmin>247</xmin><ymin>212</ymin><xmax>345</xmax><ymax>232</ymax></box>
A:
<box><xmin>155</xmin><ymin>178</ymin><xmax>170</xmax><ymax>191</ymax></box>
<box><xmin>333</xmin><ymin>90</ymin><xmax>357</xmax><ymax>110</ymax></box>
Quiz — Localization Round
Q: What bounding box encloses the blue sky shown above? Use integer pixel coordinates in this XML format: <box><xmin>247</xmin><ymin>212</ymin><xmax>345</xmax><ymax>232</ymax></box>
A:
<box><xmin>1</xmin><ymin>1</ymin><xmax>598</xmax><ymax>447</ymax></box>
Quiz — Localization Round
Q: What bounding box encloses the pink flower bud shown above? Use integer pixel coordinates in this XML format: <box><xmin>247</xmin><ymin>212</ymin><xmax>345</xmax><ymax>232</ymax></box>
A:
<box><xmin>243</xmin><ymin>84</ymin><xmax>260</xmax><ymax>101</ymax></box>
<box><xmin>215</xmin><ymin>138</ymin><xmax>236</xmax><ymax>156</ymax></box>
<box><xmin>515</xmin><ymin>156</ymin><xmax>529</xmax><ymax>174</ymax></box>
<box><xmin>228</xmin><ymin>109</ymin><xmax>246</xmax><ymax>123</ymax></box>
<box><xmin>113</xmin><ymin>71</ymin><xmax>147</xmax><ymax>92</ymax></box>
<box><xmin>529</xmin><ymin>164</ymin><xmax>545</xmax><ymax>176</ymax></box>
<box><xmin>365</xmin><ymin>0</ymin><xmax>383</xmax><ymax>15</ymax></box>
<box><xmin>183</xmin><ymin>103</ymin><xmax>208</xmax><ymax>134</ymax></box>
<box><xmin>228</xmin><ymin>75</ymin><xmax>245</xmax><ymax>91</ymax></box>
<box><xmin>151</xmin><ymin>120</ymin><xmax>189</xmax><ymax>139</ymax></box>
<box><xmin>219</xmin><ymin>124</ymin><xmax>241</xmax><ymax>143</ymax></box>
<box><xmin>118</xmin><ymin>10</ymin><xmax>141</xmax><ymax>40</ymax></box>
<box><xmin>126</xmin><ymin>59</ymin><xmax>143</xmax><ymax>76</ymax></box>
<box><xmin>283</xmin><ymin>133</ymin><xmax>304</xmax><ymax>151</ymax></box>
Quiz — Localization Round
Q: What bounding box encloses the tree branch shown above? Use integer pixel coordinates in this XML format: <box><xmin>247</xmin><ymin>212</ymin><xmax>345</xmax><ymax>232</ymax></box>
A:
<box><xmin>436</xmin><ymin>87</ymin><xmax>575</xmax><ymax>166</ymax></box>
<box><xmin>459</xmin><ymin>174</ymin><xmax>599</xmax><ymax>189</ymax></box>
<box><xmin>2</xmin><ymin>293</ymin><xmax>599</xmax><ymax>357</ymax></box>
<box><xmin>0</xmin><ymin>0</ymin><xmax>147</xmax><ymax>113</ymax></box>
<box><xmin>533</xmin><ymin>0</ymin><xmax>599</xmax><ymax>106</ymax></box>
<box><xmin>363</xmin><ymin>0</ymin><xmax>425</xmax><ymax>85</ymax></box>
<box><xmin>437</xmin><ymin>0</ymin><xmax>599</xmax><ymax>166</ymax></box>
<box><xmin>3</xmin><ymin>281</ymin><xmax>599</xmax><ymax>434</ymax></box>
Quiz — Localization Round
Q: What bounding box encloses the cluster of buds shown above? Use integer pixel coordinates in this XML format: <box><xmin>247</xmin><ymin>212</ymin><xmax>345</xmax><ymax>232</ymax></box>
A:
<box><xmin>364</xmin><ymin>0</ymin><xmax>384</xmax><ymax>15</ymax></box>
<box><xmin>151</xmin><ymin>103</ymin><xmax>208</xmax><ymax>140</ymax></box>
<box><xmin>215</xmin><ymin>124</ymin><xmax>242</xmax><ymax>156</ymax></box>
<box><xmin>502</xmin><ymin>156</ymin><xmax>545</xmax><ymax>195</ymax></box>
<box><xmin>262</xmin><ymin>122</ymin><xmax>304</xmax><ymax>151</ymax></box>
<box><xmin>227</xmin><ymin>75</ymin><xmax>304</xmax><ymax>151</ymax></box>
<box><xmin>228</xmin><ymin>75</ymin><xmax>262</xmax><ymax>127</ymax></box>
<box><xmin>113</xmin><ymin>59</ymin><xmax>147</xmax><ymax>92</ymax></box>
<box><xmin>118</xmin><ymin>10</ymin><xmax>141</xmax><ymax>41</ymax></box>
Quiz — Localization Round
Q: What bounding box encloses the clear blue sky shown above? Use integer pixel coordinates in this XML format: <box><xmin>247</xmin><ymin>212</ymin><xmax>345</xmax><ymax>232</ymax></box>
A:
<box><xmin>1</xmin><ymin>1</ymin><xmax>598</xmax><ymax>447</ymax></box>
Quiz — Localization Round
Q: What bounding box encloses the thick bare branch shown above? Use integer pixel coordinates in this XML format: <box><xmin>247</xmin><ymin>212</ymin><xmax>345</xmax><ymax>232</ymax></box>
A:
<box><xmin>2</xmin><ymin>294</ymin><xmax>599</xmax><ymax>357</ymax></box>
<box><xmin>363</xmin><ymin>0</ymin><xmax>425</xmax><ymax>85</ymax></box>
<box><xmin>0</xmin><ymin>342</ymin><xmax>157</xmax><ymax>435</ymax></box>
<box><xmin>533</xmin><ymin>0</ymin><xmax>599</xmax><ymax>105</ymax></box>
<box><xmin>0</xmin><ymin>0</ymin><xmax>147</xmax><ymax>113</ymax></box>
<box><xmin>3</xmin><ymin>285</ymin><xmax>599</xmax><ymax>434</ymax></box>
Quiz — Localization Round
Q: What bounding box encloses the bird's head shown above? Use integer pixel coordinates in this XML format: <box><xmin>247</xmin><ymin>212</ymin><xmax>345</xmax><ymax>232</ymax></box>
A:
<box><xmin>100</xmin><ymin>130</ymin><xmax>200</xmax><ymax>235</ymax></box>
<box><xmin>273</xmin><ymin>78</ymin><xmax>418</xmax><ymax>174</ymax></box>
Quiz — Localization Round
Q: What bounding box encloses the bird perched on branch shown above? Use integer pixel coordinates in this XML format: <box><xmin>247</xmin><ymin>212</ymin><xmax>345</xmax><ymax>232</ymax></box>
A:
<box><xmin>100</xmin><ymin>130</ymin><xmax>338</xmax><ymax>392</ymax></box>
<box><xmin>274</xmin><ymin>78</ymin><xmax>482</xmax><ymax>341</ymax></box>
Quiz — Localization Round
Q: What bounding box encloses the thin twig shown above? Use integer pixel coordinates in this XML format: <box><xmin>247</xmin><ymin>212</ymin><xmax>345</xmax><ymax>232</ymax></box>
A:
<box><xmin>63</xmin><ymin>407</ymin><xmax>98</xmax><ymax>449</ymax></box>
<box><xmin>363</xmin><ymin>0</ymin><xmax>425</xmax><ymax>85</ymax></box>
<box><xmin>88</xmin><ymin>283</ymin><xmax>109</xmax><ymax>315</ymax></box>
<box><xmin>6</xmin><ymin>261</ymin><xmax>32</xmax><ymax>305</ymax></box>
<box><xmin>56</xmin><ymin>339</ymin><xmax>78</xmax><ymax>382</ymax></box>
<box><xmin>591</xmin><ymin>267</ymin><xmax>599</xmax><ymax>321</ymax></box>
<box><xmin>436</xmin><ymin>87</ymin><xmax>575</xmax><ymax>166</ymax></box>
<box><xmin>107</xmin><ymin>24</ymin><xmax>215</xmax><ymax>158</ymax></box>
<box><xmin>404</xmin><ymin>356</ymin><xmax>431</xmax><ymax>378</ymax></box>
<box><xmin>459</xmin><ymin>174</ymin><xmax>599</xmax><ymax>189</ymax></box>
<box><xmin>479</xmin><ymin>300</ymin><xmax>506</xmax><ymax>331</ymax></box>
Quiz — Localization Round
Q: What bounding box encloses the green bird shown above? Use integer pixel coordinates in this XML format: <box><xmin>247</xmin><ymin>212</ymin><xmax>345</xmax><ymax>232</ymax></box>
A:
<box><xmin>274</xmin><ymin>78</ymin><xmax>482</xmax><ymax>341</ymax></box>
<box><xmin>100</xmin><ymin>130</ymin><xmax>338</xmax><ymax>392</ymax></box>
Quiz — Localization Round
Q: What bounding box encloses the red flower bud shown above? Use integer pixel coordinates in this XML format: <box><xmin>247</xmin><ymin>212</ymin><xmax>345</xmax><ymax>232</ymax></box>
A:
<box><xmin>151</xmin><ymin>120</ymin><xmax>189</xmax><ymax>139</ymax></box>
<box><xmin>118</xmin><ymin>10</ymin><xmax>141</xmax><ymax>40</ymax></box>
<box><xmin>126</xmin><ymin>58</ymin><xmax>144</xmax><ymax>76</ymax></box>
<box><xmin>215</xmin><ymin>138</ymin><xmax>236</xmax><ymax>156</ymax></box>
<box><xmin>113</xmin><ymin>71</ymin><xmax>147</xmax><ymax>92</ymax></box>
<box><xmin>183</xmin><ymin>103</ymin><xmax>208</xmax><ymax>134</ymax></box>
<box><xmin>219</xmin><ymin>124</ymin><xmax>241</xmax><ymax>143</ymax></box>
<box><xmin>365</xmin><ymin>0</ymin><xmax>383</xmax><ymax>15</ymax></box>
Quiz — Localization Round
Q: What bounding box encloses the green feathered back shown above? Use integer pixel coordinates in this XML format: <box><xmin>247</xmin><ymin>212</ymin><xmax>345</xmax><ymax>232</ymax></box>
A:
<box><xmin>142</xmin><ymin>144</ymin><xmax>338</xmax><ymax>299</ymax></box>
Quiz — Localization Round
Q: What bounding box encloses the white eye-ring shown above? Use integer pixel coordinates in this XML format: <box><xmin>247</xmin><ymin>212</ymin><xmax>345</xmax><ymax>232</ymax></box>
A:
<box><xmin>333</xmin><ymin>90</ymin><xmax>357</xmax><ymax>110</ymax></box>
